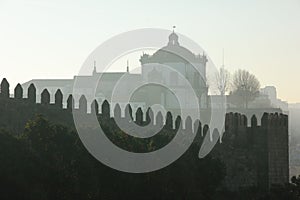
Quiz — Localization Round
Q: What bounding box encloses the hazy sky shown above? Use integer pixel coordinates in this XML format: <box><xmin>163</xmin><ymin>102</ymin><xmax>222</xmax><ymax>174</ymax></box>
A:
<box><xmin>1</xmin><ymin>0</ymin><xmax>300</xmax><ymax>102</ymax></box>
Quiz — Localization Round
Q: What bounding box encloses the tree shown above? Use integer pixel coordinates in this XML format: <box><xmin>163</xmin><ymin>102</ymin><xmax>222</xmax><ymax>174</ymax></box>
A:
<box><xmin>215</xmin><ymin>67</ymin><xmax>231</xmax><ymax>96</ymax></box>
<box><xmin>231</xmin><ymin>69</ymin><xmax>260</xmax><ymax>108</ymax></box>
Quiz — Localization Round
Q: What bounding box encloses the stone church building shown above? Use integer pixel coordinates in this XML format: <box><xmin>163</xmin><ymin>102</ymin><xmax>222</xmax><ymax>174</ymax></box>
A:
<box><xmin>22</xmin><ymin>31</ymin><xmax>209</xmax><ymax>116</ymax></box>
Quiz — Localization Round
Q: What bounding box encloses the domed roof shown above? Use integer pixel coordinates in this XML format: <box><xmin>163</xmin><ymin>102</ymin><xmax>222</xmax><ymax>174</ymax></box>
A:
<box><xmin>140</xmin><ymin>31</ymin><xmax>207</xmax><ymax>64</ymax></box>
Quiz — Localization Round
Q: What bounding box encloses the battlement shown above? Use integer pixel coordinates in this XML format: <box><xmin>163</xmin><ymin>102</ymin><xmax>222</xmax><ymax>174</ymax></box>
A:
<box><xmin>0</xmin><ymin>78</ymin><xmax>288</xmax><ymax>135</ymax></box>
<box><xmin>0</xmin><ymin>78</ymin><xmax>289</xmax><ymax>190</ymax></box>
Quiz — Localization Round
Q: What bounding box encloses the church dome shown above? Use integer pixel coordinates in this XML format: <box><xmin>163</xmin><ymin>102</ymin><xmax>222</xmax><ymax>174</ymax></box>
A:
<box><xmin>140</xmin><ymin>31</ymin><xmax>207</xmax><ymax>64</ymax></box>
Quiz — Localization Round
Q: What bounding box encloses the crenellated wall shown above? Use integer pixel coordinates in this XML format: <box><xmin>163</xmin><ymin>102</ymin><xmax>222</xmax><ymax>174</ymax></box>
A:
<box><xmin>0</xmin><ymin>78</ymin><xmax>289</xmax><ymax>191</ymax></box>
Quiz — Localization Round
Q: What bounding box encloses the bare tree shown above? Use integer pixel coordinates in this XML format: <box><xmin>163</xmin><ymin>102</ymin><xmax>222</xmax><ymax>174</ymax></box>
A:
<box><xmin>215</xmin><ymin>67</ymin><xmax>231</xmax><ymax>96</ymax></box>
<box><xmin>231</xmin><ymin>69</ymin><xmax>260</xmax><ymax>108</ymax></box>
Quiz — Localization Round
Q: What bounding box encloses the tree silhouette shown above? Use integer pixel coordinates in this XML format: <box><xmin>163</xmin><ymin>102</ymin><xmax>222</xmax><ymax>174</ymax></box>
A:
<box><xmin>215</xmin><ymin>67</ymin><xmax>231</xmax><ymax>95</ymax></box>
<box><xmin>231</xmin><ymin>69</ymin><xmax>260</xmax><ymax>108</ymax></box>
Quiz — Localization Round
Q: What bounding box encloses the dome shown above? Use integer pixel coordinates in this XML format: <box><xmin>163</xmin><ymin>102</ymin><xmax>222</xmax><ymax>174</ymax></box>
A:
<box><xmin>140</xmin><ymin>31</ymin><xmax>207</xmax><ymax>64</ymax></box>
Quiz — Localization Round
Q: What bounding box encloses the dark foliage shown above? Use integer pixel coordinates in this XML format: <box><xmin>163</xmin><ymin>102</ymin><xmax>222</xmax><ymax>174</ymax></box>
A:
<box><xmin>0</xmin><ymin>114</ymin><xmax>226</xmax><ymax>200</ymax></box>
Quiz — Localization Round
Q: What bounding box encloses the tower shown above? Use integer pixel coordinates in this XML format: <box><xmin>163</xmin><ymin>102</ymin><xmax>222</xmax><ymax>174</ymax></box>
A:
<box><xmin>93</xmin><ymin>60</ymin><xmax>97</xmax><ymax>76</ymax></box>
